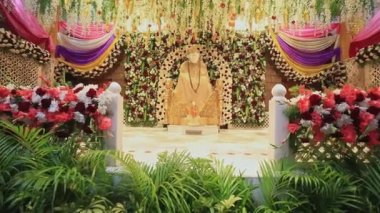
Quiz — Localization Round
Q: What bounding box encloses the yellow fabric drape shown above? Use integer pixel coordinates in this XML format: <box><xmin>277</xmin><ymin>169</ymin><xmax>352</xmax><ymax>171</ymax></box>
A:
<box><xmin>57</xmin><ymin>38</ymin><xmax>118</xmax><ymax>72</ymax></box>
<box><xmin>278</xmin><ymin>32</ymin><xmax>337</xmax><ymax>52</ymax></box>
<box><xmin>271</xmin><ymin>33</ymin><xmax>334</xmax><ymax>76</ymax></box>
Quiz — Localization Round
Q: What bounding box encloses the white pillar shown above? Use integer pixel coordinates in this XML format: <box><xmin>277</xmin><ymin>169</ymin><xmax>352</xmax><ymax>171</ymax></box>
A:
<box><xmin>269</xmin><ymin>84</ymin><xmax>289</xmax><ymax>160</ymax></box>
<box><xmin>105</xmin><ymin>82</ymin><xmax>123</xmax><ymax>154</ymax></box>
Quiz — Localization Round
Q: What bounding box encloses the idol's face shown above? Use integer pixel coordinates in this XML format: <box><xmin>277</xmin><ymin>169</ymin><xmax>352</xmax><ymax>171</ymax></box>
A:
<box><xmin>187</xmin><ymin>52</ymin><xmax>200</xmax><ymax>63</ymax></box>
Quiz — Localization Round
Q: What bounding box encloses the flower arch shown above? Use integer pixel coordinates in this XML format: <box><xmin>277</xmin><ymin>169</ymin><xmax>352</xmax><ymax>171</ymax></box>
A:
<box><xmin>155</xmin><ymin>44</ymin><xmax>233</xmax><ymax>125</ymax></box>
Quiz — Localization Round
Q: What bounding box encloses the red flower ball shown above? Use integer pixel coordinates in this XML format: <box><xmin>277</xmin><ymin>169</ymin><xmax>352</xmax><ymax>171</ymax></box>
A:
<box><xmin>309</xmin><ymin>94</ymin><xmax>321</xmax><ymax>106</ymax></box>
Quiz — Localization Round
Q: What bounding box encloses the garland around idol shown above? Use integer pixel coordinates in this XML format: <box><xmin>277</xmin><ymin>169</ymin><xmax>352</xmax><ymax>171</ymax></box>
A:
<box><xmin>0</xmin><ymin>28</ymin><xmax>50</xmax><ymax>64</ymax></box>
<box><xmin>263</xmin><ymin>34</ymin><xmax>347</xmax><ymax>86</ymax></box>
<box><xmin>54</xmin><ymin>35</ymin><xmax>126</xmax><ymax>80</ymax></box>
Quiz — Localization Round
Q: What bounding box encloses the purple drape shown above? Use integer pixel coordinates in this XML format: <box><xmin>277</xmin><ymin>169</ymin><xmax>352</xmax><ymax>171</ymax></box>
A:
<box><xmin>277</xmin><ymin>36</ymin><xmax>340</xmax><ymax>66</ymax></box>
<box><xmin>55</xmin><ymin>35</ymin><xmax>115</xmax><ymax>64</ymax></box>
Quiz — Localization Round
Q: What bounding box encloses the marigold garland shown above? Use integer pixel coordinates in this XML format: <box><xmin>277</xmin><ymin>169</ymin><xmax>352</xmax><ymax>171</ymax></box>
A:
<box><xmin>0</xmin><ymin>28</ymin><xmax>50</xmax><ymax>64</ymax></box>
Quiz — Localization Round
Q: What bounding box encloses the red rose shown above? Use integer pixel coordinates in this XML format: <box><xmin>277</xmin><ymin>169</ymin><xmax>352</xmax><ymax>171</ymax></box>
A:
<box><xmin>18</xmin><ymin>102</ymin><xmax>31</xmax><ymax>112</ymax></box>
<box><xmin>368</xmin><ymin>87</ymin><xmax>380</xmax><ymax>100</ymax></box>
<box><xmin>341</xmin><ymin>125</ymin><xmax>357</xmax><ymax>144</ymax></box>
<box><xmin>98</xmin><ymin>116</ymin><xmax>112</xmax><ymax>131</ymax></box>
<box><xmin>323</xmin><ymin>93</ymin><xmax>336</xmax><ymax>108</ymax></box>
<box><xmin>368</xmin><ymin>131</ymin><xmax>380</xmax><ymax>147</ymax></box>
<box><xmin>75</xmin><ymin>102</ymin><xmax>86</xmax><ymax>114</ymax></box>
<box><xmin>0</xmin><ymin>87</ymin><xmax>9</xmax><ymax>98</ymax></box>
<box><xmin>86</xmin><ymin>88</ymin><xmax>97</xmax><ymax>98</ymax></box>
<box><xmin>369</xmin><ymin>100</ymin><xmax>380</xmax><ymax>108</ymax></box>
<box><xmin>17</xmin><ymin>89</ymin><xmax>33</xmax><ymax>100</ymax></box>
<box><xmin>27</xmin><ymin>108</ymin><xmax>37</xmax><ymax>120</ymax></box>
<box><xmin>312</xmin><ymin>126</ymin><xmax>324</xmax><ymax>142</ymax></box>
<box><xmin>54</xmin><ymin>112</ymin><xmax>72</xmax><ymax>123</ymax></box>
<box><xmin>311</xmin><ymin>112</ymin><xmax>323</xmax><ymax>127</ymax></box>
<box><xmin>288</xmin><ymin>123</ymin><xmax>300</xmax><ymax>134</ymax></box>
<box><xmin>299</xmin><ymin>85</ymin><xmax>312</xmax><ymax>96</ymax></box>
<box><xmin>48</xmin><ymin>88</ymin><xmax>60</xmax><ymax>99</ymax></box>
<box><xmin>298</xmin><ymin>98</ymin><xmax>310</xmax><ymax>113</ymax></box>
<box><xmin>64</xmin><ymin>91</ymin><xmax>77</xmax><ymax>102</ymax></box>
<box><xmin>35</xmin><ymin>88</ymin><xmax>47</xmax><ymax>96</ymax></box>
<box><xmin>309</xmin><ymin>94</ymin><xmax>322</xmax><ymax>106</ymax></box>
<box><xmin>359</xmin><ymin>111</ymin><xmax>374</xmax><ymax>132</ymax></box>
<box><xmin>0</xmin><ymin>104</ymin><xmax>10</xmax><ymax>112</ymax></box>
<box><xmin>87</xmin><ymin>104</ymin><xmax>98</xmax><ymax>113</ymax></box>
<box><xmin>41</xmin><ymin>98</ymin><xmax>52</xmax><ymax>109</ymax></box>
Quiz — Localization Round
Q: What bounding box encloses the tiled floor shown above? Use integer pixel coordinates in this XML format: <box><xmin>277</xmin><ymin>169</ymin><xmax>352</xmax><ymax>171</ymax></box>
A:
<box><xmin>122</xmin><ymin>127</ymin><xmax>274</xmax><ymax>177</ymax></box>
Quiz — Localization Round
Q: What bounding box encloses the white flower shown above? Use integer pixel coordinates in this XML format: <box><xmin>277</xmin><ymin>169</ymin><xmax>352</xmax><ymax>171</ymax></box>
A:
<box><xmin>59</xmin><ymin>90</ymin><xmax>68</xmax><ymax>101</ymax></box>
<box><xmin>48</xmin><ymin>100</ymin><xmax>59</xmax><ymax>112</ymax></box>
<box><xmin>336</xmin><ymin>103</ymin><xmax>349</xmax><ymax>112</ymax></box>
<box><xmin>73</xmin><ymin>83</ymin><xmax>84</xmax><ymax>91</ymax></box>
<box><xmin>36</xmin><ymin>112</ymin><xmax>46</xmax><ymax>122</ymax></box>
<box><xmin>321</xmin><ymin>124</ymin><xmax>336</xmax><ymax>135</ymax></box>
<box><xmin>74</xmin><ymin>112</ymin><xmax>85</xmax><ymax>123</ymax></box>
<box><xmin>314</xmin><ymin>106</ymin><xmax>330</xmax><ymax>115</ymax></box>
<box><xmin>336</xmin><ymin>114</ymin><xmax>353</xmax><ymax>127</ymax></box>
<box><xmin>366</xmin><ymin>119</ymin><xmax>379</xmax><ymax>133</ymax></box>
<box><xmin>31</xmin><ymin>92</ymin><xmax>41</xmax><ymax>103</ymax></box>
<box><xmin>300</xmin><ymin>119</ymin><xmax>312</xmax><ymax>127</ymax></box>
<box><xmin>10</xmin><ymin>104</ymin><xmax>18</xmax><ymax>111</ymax></box>
<box><xmin>6</xmin><ymin>84</ymin><xmax>15</xmax><ymax>90</ymax></box>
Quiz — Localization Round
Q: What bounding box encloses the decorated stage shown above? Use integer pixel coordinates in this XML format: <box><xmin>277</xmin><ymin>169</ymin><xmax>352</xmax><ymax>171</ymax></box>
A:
<box><xmin>122</xmin><ymin>127</ymin><xmax>273</xmax><ymax>177</ymax></box>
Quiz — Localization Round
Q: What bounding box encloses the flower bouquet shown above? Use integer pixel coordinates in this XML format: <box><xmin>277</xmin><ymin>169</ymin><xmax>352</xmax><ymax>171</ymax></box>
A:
<box><xmin>0</xmin><ymin>83</ymin><xmax>112</xmax><ymax>138</ymax></box>
<box><xmin>285</xmin><ymin>85</ymin><xmax>380</xmax><ymax>163</ymax></box>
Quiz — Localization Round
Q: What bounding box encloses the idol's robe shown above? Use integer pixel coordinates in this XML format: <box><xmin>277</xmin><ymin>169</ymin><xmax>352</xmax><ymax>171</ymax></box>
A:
<box><xmin>167</xmin><ymin>61</ymin><xmax>219</xmax><ymax>125</ymax></box>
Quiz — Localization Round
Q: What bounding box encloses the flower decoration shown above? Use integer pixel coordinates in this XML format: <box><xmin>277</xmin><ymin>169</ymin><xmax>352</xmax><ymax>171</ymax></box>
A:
<box><xmin>124</xmin><ymin>32</ymin><xmax>267</xmax><ymax>127</ymax></box>
<box><xmin>286</xmin><ymin>85</ymin><xmax>380</xmax><ymax>150</ymax></box>
<box><xmin>0</xmin><ymin>28</ymin><xmax>50</xmax><ymax>64</ymax></box>
<box><xmin>0</xmin><ymin>84</ymin><xmax>112</xmax><ymax>137</ymax></box>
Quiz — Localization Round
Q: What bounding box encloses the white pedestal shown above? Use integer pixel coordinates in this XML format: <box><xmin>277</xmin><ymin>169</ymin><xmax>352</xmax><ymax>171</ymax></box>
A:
<box><xmin>167</xmin><ymin>125</ymin><xmax>219</xmax><ymax>135</ymax></box>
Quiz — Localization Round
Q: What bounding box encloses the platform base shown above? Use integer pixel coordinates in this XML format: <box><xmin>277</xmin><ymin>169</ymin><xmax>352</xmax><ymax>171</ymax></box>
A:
<box><xmin>167</xmin><ymin>125</ymin><xmax>219</xmax><ymax>135</ymax></box>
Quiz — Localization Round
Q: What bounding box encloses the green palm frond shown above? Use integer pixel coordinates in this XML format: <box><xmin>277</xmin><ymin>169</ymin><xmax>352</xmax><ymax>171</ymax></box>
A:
<box><xmin>361</xmin><ymin>158</ymin><xmax>380</xmax><ymax>211</ymax></box>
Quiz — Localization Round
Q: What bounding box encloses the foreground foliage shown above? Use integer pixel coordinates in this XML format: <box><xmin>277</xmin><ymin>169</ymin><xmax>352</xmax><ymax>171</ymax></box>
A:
<box><xmin>0</xmin><ymin>121</ymin><xmax>253</xmax><ymax>212</ymax></box>
<box><xmin>1</xmin><ymin>120</ymin><xmax>380</xmax><ymax>212</ymax></box>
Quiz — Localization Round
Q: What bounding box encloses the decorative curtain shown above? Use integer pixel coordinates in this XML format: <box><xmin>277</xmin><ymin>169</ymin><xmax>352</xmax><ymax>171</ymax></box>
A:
<box><xmin>280</xmin><ymin>23</ymin><xmax>340</xmax><ymax>38</ymax></box>
<box><xmin>349</xmin><ymin>10</ymin><xmax>380</xmax><ymax>57</ymax></box>
<box><xmin>0</xmin><ymin>0</ymin><xmax>53</xmax><ymax>51</ymax></box>
<box><xmin>59</xmin><ymin>21</ymin><xmax>113</xmax><ymax>40</ymax></box>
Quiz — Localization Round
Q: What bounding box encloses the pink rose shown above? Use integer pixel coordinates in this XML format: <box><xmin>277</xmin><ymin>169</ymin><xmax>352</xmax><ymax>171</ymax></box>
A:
<box><xmin>298</xmin><ymin>98</ymin><xmax>310</xmax><ymax>113</ymax></box>
<box><xmin>323</xmin><ymin>92</ymin><xmax>335</xmax><ymax>108</ymax></box>
<box><xmin>17</xmin><ymin>89</ymin><xmax>33</xmax><ymax>100</ymax></box>
<box><xmin>0</xmin><ymin>87</ymin><xmax>9</xmax><ymax>98</ymax></box>
<box><xmin>299</xmin><ymin>85</ymin><xmax>312</xmax><ymax>96</ymax></box>
<box><xmin>64</xmin><ymin>91</ymin><xmax>77</xmax><ymax>102</ymax></box>
<box><xmin>98</xmin><ymin>116</ymin><xmax>112</xmax><ymax>131</ymax></box>
<box><xmin>288</xmin><ymin>123</ymin><xmax>300</xmax><ymax>134</ymax></box>
<box><xmin>359</xmin><ymin>111</ymin><xmax>375</xmax><ymax>132</ymax></box>
<box><xmin>54</xmin><ymin>112</ymin><xmax>72</xmax><ymax>123</ymax></box>
<box><xmin>369</xmin><ymin>100</ymin><xmax>380</xmax><ymax>108</ymax></box>
<box><xmin>311</xmin><ymin>112</ymin><xmax>323</xmax><ymax>127</ymax></box>
<box><xmin>341</xmin><ymin>125</ymin><xmax>357</xmax><ymax>144</ymax></box>
<box><xmin>48</xmin><ymin>88</ymin><xmax>61</xmax><ymax>99</ymax></box>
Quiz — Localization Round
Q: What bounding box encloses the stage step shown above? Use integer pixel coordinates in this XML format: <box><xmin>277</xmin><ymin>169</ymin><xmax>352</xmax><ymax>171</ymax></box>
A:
<box><xmin>167</xmin><ymin>125</ymin><xmax>219</xmax><ymax>135</ymax></box>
